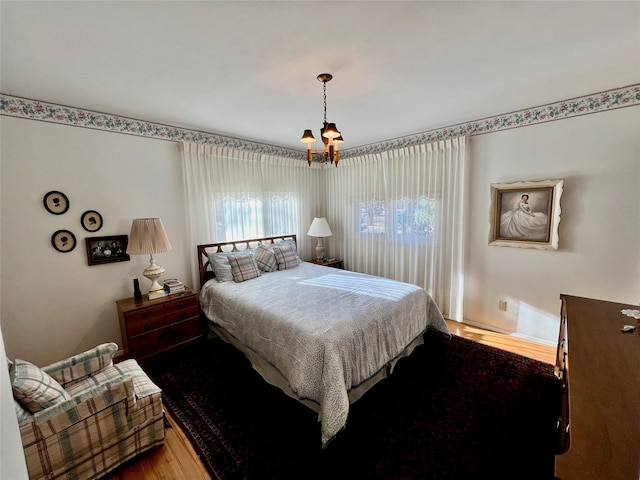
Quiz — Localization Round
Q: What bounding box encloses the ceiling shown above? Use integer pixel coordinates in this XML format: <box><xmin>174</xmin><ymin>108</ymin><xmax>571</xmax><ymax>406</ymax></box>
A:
<box><xmin>1</xmin><ymin>1</ymin><xmax>638</xmax><ymax>153</ymax></box>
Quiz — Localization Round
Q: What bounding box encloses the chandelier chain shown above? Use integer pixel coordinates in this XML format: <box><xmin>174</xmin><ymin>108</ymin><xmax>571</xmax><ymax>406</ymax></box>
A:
<box><xmin>323</xmin><ymin>80</ymin><xmax>327</xmax><ymax>124</ymax></box>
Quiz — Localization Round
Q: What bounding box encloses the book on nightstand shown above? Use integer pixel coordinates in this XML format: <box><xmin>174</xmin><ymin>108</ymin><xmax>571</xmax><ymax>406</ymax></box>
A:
<box><xmin>163</xmin><ymin>279</ymin><xmax>185</xmax><ymax>294</ymax></box>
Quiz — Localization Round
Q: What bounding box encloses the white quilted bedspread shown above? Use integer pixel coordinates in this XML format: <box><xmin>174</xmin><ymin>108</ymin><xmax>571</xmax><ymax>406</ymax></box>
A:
<box><xmin>198</xmin><ymin>262</ymin><xmax>449</xmax><ymax>446</ymax></box>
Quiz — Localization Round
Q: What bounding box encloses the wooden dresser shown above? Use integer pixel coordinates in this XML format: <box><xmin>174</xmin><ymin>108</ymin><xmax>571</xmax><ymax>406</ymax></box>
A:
<box><xmin>555</xmin><ymin>294</ymin><xmax>640</xmax><ymax>480</ymax></box>
<box><xmin>117</xmin><ymin>287</ymin><xmax>201</xmax><ymax>366</ymax></box>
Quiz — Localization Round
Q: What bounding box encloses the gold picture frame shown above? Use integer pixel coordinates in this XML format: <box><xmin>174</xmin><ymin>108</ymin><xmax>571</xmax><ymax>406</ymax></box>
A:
<box><xmin>489</xmin><ymin>179</ymin><xmax>564</xmax><ymax>250</ymax></box>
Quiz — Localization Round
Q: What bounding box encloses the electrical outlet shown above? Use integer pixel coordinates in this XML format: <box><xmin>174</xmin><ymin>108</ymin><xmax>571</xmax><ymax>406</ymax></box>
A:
<box><xmin>498</xmin><ymin>300</ymin><xmax>507</xmax><ymax>311</ymax></box>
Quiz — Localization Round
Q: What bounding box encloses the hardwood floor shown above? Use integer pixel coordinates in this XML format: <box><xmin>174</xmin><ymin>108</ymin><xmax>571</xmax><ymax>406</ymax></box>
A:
<box><xmin>445</xmin><ymin>319</ymin><xmax>555</xmax><ymax>364</ymax></box>
<box><xmin>106</xmin><ymin>408</ymin><xmax>212</xmax><ymax>480</ymax></box>
<box><xmin>106</xmin><ymin>320</ymin><xmax>556</xmax><ymax>480</ymax></box>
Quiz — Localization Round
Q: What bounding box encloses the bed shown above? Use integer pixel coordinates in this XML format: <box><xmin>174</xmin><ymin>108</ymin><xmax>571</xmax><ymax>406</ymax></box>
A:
<box><xmin>197</xmin><ymin>234</ymin><xmax>450</xmax><ymax>446</ymax></box>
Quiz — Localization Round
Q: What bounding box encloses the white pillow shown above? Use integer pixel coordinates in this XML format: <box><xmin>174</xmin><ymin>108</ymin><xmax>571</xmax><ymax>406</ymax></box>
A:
<box><xmin>207</xmin><ymin>252</ymin><xmax>238</xmax><ymax>282</ymax></box>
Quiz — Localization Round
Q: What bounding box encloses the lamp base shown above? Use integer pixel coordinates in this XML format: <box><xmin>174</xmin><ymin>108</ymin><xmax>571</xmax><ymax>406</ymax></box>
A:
<box><xmin>148</xmin><ymin>288</ymin><xmax>166</xmax><ymax>300</ymax></box>
<box><xmin>315</xmin><ymin>244</ymin><xmax>325</xmax><ymax>261</ymax></box>
<box><xmin>143</xmin><ymin>260</ymin><xmax>166</xmax><ymax>300</ymax></box>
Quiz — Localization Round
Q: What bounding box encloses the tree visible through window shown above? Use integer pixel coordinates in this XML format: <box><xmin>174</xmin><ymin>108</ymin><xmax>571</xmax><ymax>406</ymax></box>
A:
<box><xmin>358</xmin><ymin>196</ymin><xmax>436</xmax><ymax>242</ymax></box>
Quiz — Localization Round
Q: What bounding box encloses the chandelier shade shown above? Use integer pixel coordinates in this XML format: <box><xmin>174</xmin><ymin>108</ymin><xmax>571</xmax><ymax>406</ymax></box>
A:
<box><xmin>300</xmin><ymin>73</ymin><xmax>343</xmax><ymax>167</ymax></box>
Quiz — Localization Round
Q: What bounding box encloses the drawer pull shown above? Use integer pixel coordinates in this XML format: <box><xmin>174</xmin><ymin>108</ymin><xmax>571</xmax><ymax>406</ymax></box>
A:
<box><xmin>143</xmin><ymin>312</ymin><xmax>150</xmax><ymax>318</ymax></box>
<box><xmin>178</xmin><ymin>302</ymin><xmax>186</xmax><ymax>308</ymax></box>
<box><xmin>144</xmin><ymin>323</ymin><xmax>152</xmax><ymax>330</ymax></box>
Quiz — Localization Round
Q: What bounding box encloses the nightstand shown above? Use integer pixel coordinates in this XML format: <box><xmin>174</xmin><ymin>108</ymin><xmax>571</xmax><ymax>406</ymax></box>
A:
<box><xmin>312</xmin><ymin>258</ymin><xmax>344</xmax><ymax>269</ymax></box>
<box><xmin>116</xmin><ymin>287</ymin><xmax>201</xmax><ymax>366</ymax></box>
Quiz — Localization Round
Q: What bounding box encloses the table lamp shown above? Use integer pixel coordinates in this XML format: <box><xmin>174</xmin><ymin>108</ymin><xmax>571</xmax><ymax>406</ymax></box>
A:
<box><xmin>307</xmin><ymin>217</ymin><xmax>332</xmax><ymax>260</ymax></box>
<box><xmin>126</xmin><ymin>218</ymin><xmax>172</xmax><ymax>299</ymax></box>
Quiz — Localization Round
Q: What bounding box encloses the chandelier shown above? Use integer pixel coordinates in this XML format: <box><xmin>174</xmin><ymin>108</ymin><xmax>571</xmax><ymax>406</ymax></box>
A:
<box><xmin>300</xmin><ymin>73</ymin><xmax>344</xmax><ymax>167</ymax></box>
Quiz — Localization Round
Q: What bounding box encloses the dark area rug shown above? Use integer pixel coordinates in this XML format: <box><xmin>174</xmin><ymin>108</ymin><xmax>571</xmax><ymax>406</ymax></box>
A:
<box><xmin>148</xmin><ymin>331</ymin><xmax>560</xmax><ymax>480</ymax></box>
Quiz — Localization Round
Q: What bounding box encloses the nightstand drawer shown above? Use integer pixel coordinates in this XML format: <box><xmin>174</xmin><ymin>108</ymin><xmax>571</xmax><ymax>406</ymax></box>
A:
<box><xmin>165</xmin><ymin>304</ymin><xmax>198</xmax><ymax>324</ymax></box>
<box><xmin>164</xmin><ymin>295</ymin><xmax>198</xmax><ymax>314</ymax></box>
<box><xmin>124</xmin><ymin>306</ymin><xmax>166</xmax><ymax>336</ymax></box>
<box><xmin>164</xmin><ymin>296</ymin><xmax>198</xmax><ymax>324</ymax></box>
<box><xmin>128</xmin><ymin>318</ymin><xmax>200</xmax><ymax>357</ymax></box>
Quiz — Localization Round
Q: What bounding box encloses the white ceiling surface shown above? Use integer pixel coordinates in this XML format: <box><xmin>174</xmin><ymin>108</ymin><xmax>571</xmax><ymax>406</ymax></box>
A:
<box><xmin>1</xmin><ymin>1</ymin><xmax>639</xmax><ymax>152</ymax></box>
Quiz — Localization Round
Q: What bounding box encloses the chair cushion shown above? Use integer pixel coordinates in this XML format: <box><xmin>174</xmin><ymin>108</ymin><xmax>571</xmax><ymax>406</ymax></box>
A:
<box><xmin>44</xmin><ymin>342</ymin><xmax>118</xmax><ymax>387</ymax></box>
<box><xmin>11</xmin><ymin>359</ymin><xmax>72</xmax><ymax>413</ymax></box>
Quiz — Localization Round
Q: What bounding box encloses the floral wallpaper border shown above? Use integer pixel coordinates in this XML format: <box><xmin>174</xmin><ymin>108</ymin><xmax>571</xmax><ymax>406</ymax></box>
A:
<box><xmin>350</xmin><ymin>83</ymin><xmax>640</xmax><ymax>157</ymax></box>
<box><xmin>1</xmin><ymin>83</ymin><xmax>638</xmax><ymax>160</ymax></box>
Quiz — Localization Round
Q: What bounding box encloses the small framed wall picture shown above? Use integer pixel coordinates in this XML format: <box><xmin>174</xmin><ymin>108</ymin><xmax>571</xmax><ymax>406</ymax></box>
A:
<box><xmin>51</xmin><ymin>229</ymin><xmax>77</xmax><ymax>253</ymax></box>
<box><xmin>81</xmin><ymin>210</ymin><xmax>103</xmax><ymax>232</ymax></box>
<box><xmin>488</xmin><ymin>179</ymin><xmax>564</xmax><ymax>250</ymax></box>
<box><xmin>43</xmin><ymin>191</ymin><xmax>70</xmax><ymax>215</ymax></box>
<box><xmin>85</xmin><ymin>235</ymin><xmax>130</xmax><ymax>266</ymax></box>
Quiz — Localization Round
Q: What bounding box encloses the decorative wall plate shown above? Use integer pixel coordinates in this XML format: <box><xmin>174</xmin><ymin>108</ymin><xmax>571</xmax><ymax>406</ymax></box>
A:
<box><xmin>51</xmin><ymin>229</ymin><xmax>77</xmax><ymax>252</ymax></box>
<box><xmin>43</xmin><ymin>191</ymin><xmax>69</xmax><ymax>215</ymax></box>
<box><xmin>81</xmin><ymin>210</ymin><xmax>103</xmax><ymax>232</ymax></box>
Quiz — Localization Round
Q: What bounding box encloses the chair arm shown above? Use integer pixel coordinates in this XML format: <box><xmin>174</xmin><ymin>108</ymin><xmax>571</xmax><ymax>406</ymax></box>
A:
<box><xmin>43</xmin><ymin>343</ymin><xmax>118</xmax><ymax>386</ymax></box>
<box><xmin>32</xmin><ymin>377</ymin><xmax>135</xmax><ymax>438</ymax></box>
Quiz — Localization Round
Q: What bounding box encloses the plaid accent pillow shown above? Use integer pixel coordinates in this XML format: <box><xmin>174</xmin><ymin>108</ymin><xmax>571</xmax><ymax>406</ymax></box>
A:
<box><xmin>273</xmin><ymin>244</ymin><xmax>299</xmax><ymax>270</ymax></box>
<box><xmin>228</xmin><ymin>253</ymin><xmax>261</xmax><ymax>282</ymax></box>
<box><xmin>11</xmin><ymin>359</ymin><xmax>72</xmax><ymax>413</ymax></box>
<box><xmin>254</xmin><ymin>244</ymin><xmax>278</xmax><ymax>272</ymax></box>
<box><xmin>274</xmin><ymin>239</ymin><xmax>301</xmax><ymax>265</ymax></box>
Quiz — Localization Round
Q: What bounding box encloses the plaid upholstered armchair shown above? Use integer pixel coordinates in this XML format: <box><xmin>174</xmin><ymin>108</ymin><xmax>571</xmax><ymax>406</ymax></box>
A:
<box><xmin>9</xmin><ymin>342</ymin><xmax>165</xmax><ymax>480</ymax></box>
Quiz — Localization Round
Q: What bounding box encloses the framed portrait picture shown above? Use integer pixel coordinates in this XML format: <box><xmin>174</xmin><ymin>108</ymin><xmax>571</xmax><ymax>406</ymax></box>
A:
<box><xmin>43</xmin><ymin>191</ymin><xmax>69</xmax><ymax>215</ymax></box>
<box><xmin>51</xmin><ymin>229</ymin><xmax>77</xmax><ymax>253</ymax></box>
<box><xmin>85</xmin><ymin>235</ymin><xmax>130</xmax><ymax>266</ymax></box>
<box><xmin>489</xmin><ymin>179</ymin><xmax>564</xmax><ymax>250</ymax></box>
<box><xmin>81</xmin><ymin>210</ymin><xmax>103</xmax><ymax>232</ymax></box>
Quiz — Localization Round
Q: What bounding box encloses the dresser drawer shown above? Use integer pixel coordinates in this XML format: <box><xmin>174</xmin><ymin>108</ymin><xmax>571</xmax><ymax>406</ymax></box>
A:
<box><xmin>128</xmin><ymin>317</ymin><xmax>201</xmax><ymax>357</ymax></box>
<box><xmin>124</xmin><ymin>305</ymin><xmax>169</xmax><ymax>337</ymax></box>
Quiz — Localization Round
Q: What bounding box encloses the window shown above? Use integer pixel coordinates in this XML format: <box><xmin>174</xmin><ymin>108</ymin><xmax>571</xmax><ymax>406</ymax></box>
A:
<box><xmin>215</xmin><ymin>194</ymin><xmax>298</xmax><ymax>241</ymax></box>
<box><xmin>357</xmin><ymin>196</ymin><xmax>436</xmax><ymax>243</ymax></box>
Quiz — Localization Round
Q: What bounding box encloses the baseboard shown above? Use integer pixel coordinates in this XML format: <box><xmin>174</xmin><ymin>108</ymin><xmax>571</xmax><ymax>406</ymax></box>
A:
<box><xmin>446</xmin><ymin>318</ymin><xmax>556</xmax><ymax>348</ymax></box>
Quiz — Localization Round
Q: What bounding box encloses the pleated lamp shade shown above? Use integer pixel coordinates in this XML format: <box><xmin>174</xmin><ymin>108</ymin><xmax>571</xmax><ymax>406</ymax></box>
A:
<box><xmin>127</xmin><ymin>218</ymin><xmax>172</xmax><ymax>255</ymax></box>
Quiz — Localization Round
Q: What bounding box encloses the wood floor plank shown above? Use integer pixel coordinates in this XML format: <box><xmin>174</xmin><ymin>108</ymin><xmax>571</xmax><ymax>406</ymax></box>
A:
<box><xmin>105</xmin><ymin>408</ymin><xmax>213</xmax><ymax>480</ymax></box>
<box><xmin>445</xmin><ymin>319</ymin><xmax>555</xmax><ymax>364</ymax></box>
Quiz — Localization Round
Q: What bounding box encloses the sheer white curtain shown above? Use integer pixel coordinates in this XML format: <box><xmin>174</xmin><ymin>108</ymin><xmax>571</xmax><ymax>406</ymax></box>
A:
<box><xmin>324</xmin><ymin>137</ymin><xmax>468</xmax><ymax>320</ymax></box>
<box><xmin>181</xmin><ymin>142</ymin><xmax>323</xmax><ymax>288</ymax></box>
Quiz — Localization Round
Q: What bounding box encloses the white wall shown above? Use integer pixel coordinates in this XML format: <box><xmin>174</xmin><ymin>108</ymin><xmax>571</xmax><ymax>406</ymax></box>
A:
<box><xmin>0</xmin><ymin>206</ymin><xmax>29</xmax><ymax>479</ymax></box>
<box><xmin>1</xmin><ymin>104</ymin><xmax>639</xmax><ymax>366</ymax></box>
<box><xmin>464</xmin><ymin>107</ymin><xmax>640</xmax><ymax>344</ymax></box>
<box><xmin>1</xmin><ymin>117</ymin><xmax>189</xmax><ymax>365</ymax></box>
<box><xmin>0</xmin><ymin>324</ymin><xmax>28</xmax><ymax>479</ymax></box>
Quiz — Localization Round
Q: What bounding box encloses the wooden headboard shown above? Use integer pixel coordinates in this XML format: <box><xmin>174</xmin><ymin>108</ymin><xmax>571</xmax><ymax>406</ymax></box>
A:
<box><xmin>196</xmin><ymin>234</ymin><xmax>297</xmax><ymax>288</ymax></box>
